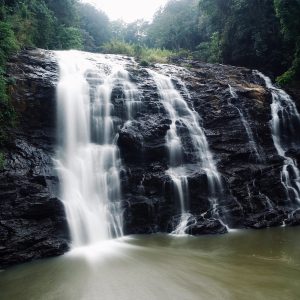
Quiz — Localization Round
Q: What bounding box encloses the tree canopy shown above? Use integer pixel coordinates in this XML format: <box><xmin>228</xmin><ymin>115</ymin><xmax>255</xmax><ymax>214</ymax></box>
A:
<box><xmin>1</xmin><ymin>0</ymin><xmax>299</xmax><ymax>164</ymax></box>
<box><xmin>0</xmin><ymin>0</ymin><xmax>299</xmax><ymax>85</ymax></box>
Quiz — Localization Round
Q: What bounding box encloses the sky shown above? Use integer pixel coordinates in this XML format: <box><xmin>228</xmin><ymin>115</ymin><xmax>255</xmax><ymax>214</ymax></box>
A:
<box><xmin>82</xmin><ymin>0</ymin><xmax>169</xmax><ymax>23</ymax></box>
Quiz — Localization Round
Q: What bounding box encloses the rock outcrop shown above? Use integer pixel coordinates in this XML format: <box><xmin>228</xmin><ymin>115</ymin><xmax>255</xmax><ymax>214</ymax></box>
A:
<box><xmin>119</xmin><ymin>61</ymin><xmax>300</xmax><ymax>234</ymax></box>
<box><xmin>1</xmin><ymin>49</ymin><xmax>300</xmax><ymax>268</ymax></box>
<box><xmin>0</xmin><ymin>50</ymin><xmax>70</xmax><ymax>269</ymax></box>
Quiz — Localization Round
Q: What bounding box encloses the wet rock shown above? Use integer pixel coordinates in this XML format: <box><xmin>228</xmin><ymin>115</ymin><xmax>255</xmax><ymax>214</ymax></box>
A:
<box><xmin>122</xmin><ymin>196</ymin><xmax>161</xmax><ymax>234</ymax></box>
<box><xmin>244</xmin><ymin>209</ymin><xmax>287</xmax><ymax>229</ymax></box>
<box><xmin>0</xmin><ymin>197</ymin><xmax>69</xmax><ymax>269</ymax></box>
<box><xmin>187</xmin><ymin>216</ymin><xmax>228</xmax><ymax>235</ymax></box>
<box><xmin>285</xmin><ymin>209</ymin><xmax>300</xmax><ymax>226</ymax></box>
<box><xmin>119</xmin><ymin>56</ymin><xmax>300</xmax><ymax>235</ymax></box>
<box><xmin>118</xmin><ymin>115</ymin><xmax>170</xmax><ymax>164</ymax></box>
<box><xmin>166</xmin><ymin>214</ymin><xmax>227</xmax><ymax>235</ymax></box>
<box><xmin>2</xmin><ymin>49</ymin><xmax>300</xmax><ymax>268</ymax></box>
<box><xmin>0</xmin><ymin>49</ymin><xmax>70</xmax><ymax>269</ymax></box>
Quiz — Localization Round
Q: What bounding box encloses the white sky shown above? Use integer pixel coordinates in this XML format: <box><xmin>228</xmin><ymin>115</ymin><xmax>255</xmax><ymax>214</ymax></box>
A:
<box><xmin>82</xmin><ymin>0</ymin><xmax>169</xmax><ymax>23</ymax></box>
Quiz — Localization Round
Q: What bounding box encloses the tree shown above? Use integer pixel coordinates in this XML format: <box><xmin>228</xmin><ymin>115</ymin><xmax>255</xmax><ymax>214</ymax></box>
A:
<box><xmin>30</xmin><ymin>0</ymin><xmax>56</xmax><ymax>49</ymax></box>
<box><xmin>198</xmin><ymin>0</ymin><xmax>284</xmax><ymax>73</ymax></box>
<box><xmin>274</xmin><ymin>0</ymin><xmax>300</xmax><ymax>84</ymax></box>
<box><xmin>77</xmin><ymin>3</ymin><xmax>111</xmax><ymax>51</ymax></box>
<box><xmin>57</xmin><ymin>26</ymin><xmax>83</xmax><ymax>50</ymax></box>
<box><xmin>0</xmin><ymin>21</ymin><xmax>19</xmax><ymax>63</ymax></box>
<box><xmin>147</xmin><ymin>0</ymin><xmax>201</xmax><ymax>50</ymax></box>
<box><xmin>44</xmin><ymin>0</ymin><xmax>78</xmax><ymax>27</ymax></box>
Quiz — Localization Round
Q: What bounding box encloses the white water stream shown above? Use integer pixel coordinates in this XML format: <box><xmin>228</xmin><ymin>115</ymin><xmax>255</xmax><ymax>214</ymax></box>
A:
<box><xmin>257</xmin><ymin>72</ymin><xmax>300</xmax><ymax>205</ymax></box>
<box><xmin>228</xmin><ymin>85</ymin><xmax>263</xmax><ymax>162</ymax></box>
<box><xmin>55</xmin><ymin>51</ymin><xmax>139</xmax><ymax>247</ymax></box>
<box><xmin>148</xmin><ymin>69</ymin><xmax>223</xmax><ymax>233</ymax></box>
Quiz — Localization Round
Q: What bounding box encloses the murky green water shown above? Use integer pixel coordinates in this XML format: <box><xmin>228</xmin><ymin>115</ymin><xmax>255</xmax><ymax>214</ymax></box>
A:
<box><xmin>1</xmin><ymin>227</ymin><xmax>300</xmax><ymax>300</ymax></box>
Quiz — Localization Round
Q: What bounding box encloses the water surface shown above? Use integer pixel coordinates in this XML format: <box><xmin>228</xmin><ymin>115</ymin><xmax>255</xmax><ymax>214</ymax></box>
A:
<box><xmin>1</xmin><ymin>227</ymin><xmax>299</xmax><ymax>300</ymax></box>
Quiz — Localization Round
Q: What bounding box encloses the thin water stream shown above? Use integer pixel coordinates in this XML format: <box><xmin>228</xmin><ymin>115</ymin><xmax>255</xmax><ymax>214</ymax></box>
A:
<box><xmin>1</xmin><ymin>227</ymin><xmax>299</xmax><ymax>300</ymax></box>
<box><xmin>228</xmin><ymin>84</ymin><xmax>263</xmax><ymax>162</ymax></box>
<box><xmin>257</xmin><ymin>72</ymin><xmax>300</xmax><ymax>206</ymax></box>
<box><xmin>148</xmin><ymin>69</ymin><xmax>223</xmax><ymax>233</ymax></box>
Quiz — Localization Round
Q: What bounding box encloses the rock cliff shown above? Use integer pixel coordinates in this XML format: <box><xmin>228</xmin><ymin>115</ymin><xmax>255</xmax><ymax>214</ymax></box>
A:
<box><xmin>1</xmin><ymin>49</ymin><xmax>299</xmax><ymax>268</ymax></box>
<box><xmin>0</xmin><ymin>50</ymin><xmax>70</xmax><ymax>269</ymax></box>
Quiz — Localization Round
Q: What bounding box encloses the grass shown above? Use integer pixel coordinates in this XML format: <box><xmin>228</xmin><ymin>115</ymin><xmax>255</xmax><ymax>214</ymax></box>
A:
<box><xmin>276</xmin><ymin>69</ymin><xmax>296</xmax><ymax>86</ymax></box>
<box><xmin>101</xmin><ymin>40</ymin><xmax>176</xmax><ymax>64</ymax></box>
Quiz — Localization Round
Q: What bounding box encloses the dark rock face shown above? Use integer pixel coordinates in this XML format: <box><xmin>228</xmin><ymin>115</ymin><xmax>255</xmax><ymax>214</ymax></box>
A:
<box><xmin>167</xmin><ymin>214</ymin><xmax>227</xmax><ymax>235</ymax></box>
<box><xmin>1</xmin><ymin>49</ymin><xmax>300</xmax><ymax>268</ymax></box>
<box><xmin>119</xmin><ymin>61</ymin><xmax>299</xmax><ymax>235</ymax></box>
<box><xmin>0</xmin><ymin>49</ymin><xmax>70</xmax><ymax>269</ymax></box>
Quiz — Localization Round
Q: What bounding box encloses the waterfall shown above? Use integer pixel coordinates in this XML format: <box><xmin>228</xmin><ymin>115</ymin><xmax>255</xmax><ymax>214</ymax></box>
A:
<box><xmin>55</xmin><ymin>50</ymin><xmax>138</xmax><ymax>247</ymax></box>
<box><xmin>228</xmin><ymin>85</ymin><xmax>264</xmax><ymax>162</ymax></box>
<box><xmin>148</xmin><ymin>69</ymin><xmax>223</xmax><ymax>233</ymax></box>
<box><xmin>257</xmin><ymin>72</ymin><xmax>300</xmax><ymax>206</ymax></box>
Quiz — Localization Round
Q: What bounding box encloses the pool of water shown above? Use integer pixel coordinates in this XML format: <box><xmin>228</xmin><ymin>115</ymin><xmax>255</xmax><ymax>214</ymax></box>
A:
<box><xmin>1</xmin><ymin>227</ymin><xmax>300</xmax><ymax>300</ymax></box>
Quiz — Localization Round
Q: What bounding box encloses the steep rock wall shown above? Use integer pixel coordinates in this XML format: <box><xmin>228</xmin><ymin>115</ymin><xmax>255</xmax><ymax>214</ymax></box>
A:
<box><xmin>1</xmin><ymin>49</ymin><xmax>300</xmax><ymax>268</ymax></box>
<box><xmin>0</xmin><ymin>50</ymin><xmax>70</xmax><ymax>268</ymax></box>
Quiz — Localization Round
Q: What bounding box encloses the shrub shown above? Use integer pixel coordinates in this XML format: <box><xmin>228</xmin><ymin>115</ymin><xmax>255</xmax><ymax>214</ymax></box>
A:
<box><xmin>0</xmin><ymin>21</ymin><xmax>19</xmax><ymax>64</ymax></box>
<box><xmin>101</xmin><ymin>40</ymin><xmax>135</xmax><ymax>56</ymax></box>
<box><xmin>139</xmin><ymin>60</ymin><xmax>149</xmax><ymax>67</ymax></box>
<box><xmin>57</xmin><ymin>26</ymin><xmax>83</xmax><ymax>50</ymax></box>
<box><xmin>276</xmin><ymin>69</ymin><xmax>295</xmax><ymax>86</ymax></box>
<box><xmin>0</xmin><ymin>151</ymin><xmax>5</xmax><ymax>170</ymax></box>
<box><xmin>100</xmin><ymin>40</ymin><xmax>175</xmax><ymax>64</ymax></box>
<box><xmin>0</xmin><ymin>74</ymin><xmax>16</xmax><ymax>146</ymax></box>
<box><xmin>140</xmin><ymin>47</ymin><xmax>174</xmax><ymax>64</ymax></box>
<box><xmin>276</xmin><ymin>46</ymin><xmax>300</xmax><ymax>86</ymax></box>
<box><xmin>193</xmin><ymin>32</ymin><xmax>222</xmax><ymax>63</ymax></box>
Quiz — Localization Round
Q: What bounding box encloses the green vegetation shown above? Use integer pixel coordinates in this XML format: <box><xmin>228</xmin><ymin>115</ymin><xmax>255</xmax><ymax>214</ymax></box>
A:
<box><xmin>0</xmin><ymin>20</ymin><xmax>17</xmax><ymax>151</ymax></box>
<box><xmin>79</xmin><ymin>2</ymin><xmax>111</xmax><ymax>52</ymax></box>
<box><xmin>194</xmin><ymin>32</ymin><xmax>222</xmax><ymax>63</ymax></box>
<box><xmin>144</xmin><ymin>0</ymin><xmax>299</xmax><ymax>85</ymax></box>
<box><xmin>101</xmin><ymin>40</ymin><xmax>174</xmax><ymax>64</ymax></box>
<box><xmin>1</xmin><ymin>0</ymin><xmax>298</xmax><ymax>84</ymax></box>
<box><xmin>0</xmin><ymin>0</ymin><xmax>106</xmax><ymax>152</ymax></box>
<box><xmin>274</xmin><ymin>0</ymin><xmax>300</xmax><ymax>85</ymax></box>
<box><xmin>101</xmin><ymin>40</ymin><xmax>135</xmax><ymax>56</ymax></box>
<box><xmin>193</xmin><ymin>0</ymin><xmax>297</xmax><ymax>84</ymax></box>
<box><xmin>0</xmin><ymin>151</ymin><xmax>4</xmax><ymax>169</ymax></box>
<box><xmin>99</xmin><ymin>0</ymin><xmax>299</xmax><ymax>84</ymax></box>
<box><xmin>0</xmin><ymin>0</ymin><xmax>299</xmax><ymax>155</ymax></box>
<box><xmin>138</xmin><ymin>47</ymin><xmax>174</xmax><ymax>64</ymax></box>
<box><xmin>147</xmin><ymin>0</ymin><xmax>200</xmax><ymax>50</ymax></box>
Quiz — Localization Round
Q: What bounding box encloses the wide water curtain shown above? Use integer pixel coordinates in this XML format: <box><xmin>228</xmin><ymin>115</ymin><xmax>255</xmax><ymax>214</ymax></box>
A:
<box><xmin>55</xmin><ymin>51</ymin><xmax>136</xmax><ymax>246</ymax></box>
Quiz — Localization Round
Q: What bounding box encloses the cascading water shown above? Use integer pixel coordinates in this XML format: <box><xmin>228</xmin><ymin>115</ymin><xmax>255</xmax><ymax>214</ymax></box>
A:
<box><xmin>228</xmin><ymin>85</ymin><xmax>264</xmax><ymax>162</ymax></box>
<box><xmin>148</xmin><ymin>69</ymin><xmax>223</xmax><ymax>233</ymax></box>
<box><xmin>55</xmin><ymin>50</ymin><xmax>139</xmax><ymax>247</ymax></box>
<box><xmin>257</xmin><ymin>72</ymin><xmax>300</xmax><ymax>206</ymax></box>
